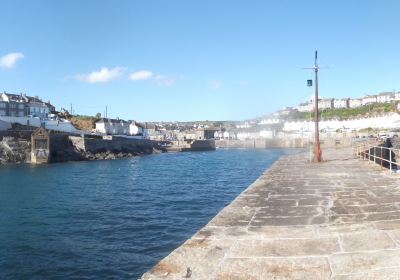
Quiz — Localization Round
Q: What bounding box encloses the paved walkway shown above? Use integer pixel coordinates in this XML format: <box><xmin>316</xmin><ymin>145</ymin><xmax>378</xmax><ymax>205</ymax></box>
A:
<box><xmin>141</xmin><ymin>148</ymin><xmax>400</xmax><ymax>280</ymax></box>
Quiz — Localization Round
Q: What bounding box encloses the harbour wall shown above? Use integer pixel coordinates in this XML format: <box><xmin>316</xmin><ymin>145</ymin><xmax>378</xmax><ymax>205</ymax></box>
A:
<box><xmin>0</xmin><ymin>129</ymin><xmax>159</xmax><ymax>164</ymax></box>
<box><xmin>69</xmin><ymin>136</ymin><xmax>156</xmax><ymax>154</ymax></box>
<box><xmin>141</xmin><ymin>148</ymin><xmax>400</xmax><ymax>279</ymax></box>
<box><xmin>216</xmin><ymin>137</ymin><xmax>352</xmax><ymax>149</ymax></box>
<box><xmin>51</xmin><ymin>135</ymin><xmax>158</xmax><ymax>162</ymax></box>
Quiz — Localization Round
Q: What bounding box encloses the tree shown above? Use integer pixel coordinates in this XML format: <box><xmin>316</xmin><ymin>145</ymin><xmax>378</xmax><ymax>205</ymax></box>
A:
<box><xmin>95</xmin><ymin>113</ymin><xmax>101</xmax><ymax>119</ymax></box>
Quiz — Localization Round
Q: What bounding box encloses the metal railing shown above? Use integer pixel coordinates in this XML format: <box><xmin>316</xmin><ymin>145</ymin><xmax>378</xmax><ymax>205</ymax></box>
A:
<box><xmin>352</xmin><ymin>140</ymin><xmax>399</xmax><ymax>174</ymax></box>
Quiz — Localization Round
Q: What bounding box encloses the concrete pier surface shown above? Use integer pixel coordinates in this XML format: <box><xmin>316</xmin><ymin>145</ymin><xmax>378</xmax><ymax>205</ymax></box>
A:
<box><xmin>141</xmin><ymin>148</ymin><xmax>400</xmax><ymax>280</ymax></box>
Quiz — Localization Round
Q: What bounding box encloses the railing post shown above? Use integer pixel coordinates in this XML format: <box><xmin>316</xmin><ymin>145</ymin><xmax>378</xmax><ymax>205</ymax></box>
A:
<box><xmin>390</xmin><ymin>148</ymin><xmax>392</xmax><ymax>173</ymax></box>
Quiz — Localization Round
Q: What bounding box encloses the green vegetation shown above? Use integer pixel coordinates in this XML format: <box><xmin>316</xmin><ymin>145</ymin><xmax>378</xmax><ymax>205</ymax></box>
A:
<box><xmin>289</xmin><ymin>102</ymin><xmax>398</xmax><ymax>121</ymax></box>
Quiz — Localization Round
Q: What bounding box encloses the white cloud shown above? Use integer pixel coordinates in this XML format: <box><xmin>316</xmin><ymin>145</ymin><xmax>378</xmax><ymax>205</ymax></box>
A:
<box><xmin>129</xmin><ymin>70</ymin><xmax>154</xmax><ymax>81</ymax></box>
<box><xmin>210</xmin><ymin>80</ymin><xmax>222</xmax><ymax>90</ymax></box>
<box><xmin>76</xmin><ymin>67</ymin><xmax>126</xmax><ymax>83</ymax></box>
<box><xmin>0</xmin><ymin>52</ymin><xmax>24</xmax><ymax>68</ymax></box>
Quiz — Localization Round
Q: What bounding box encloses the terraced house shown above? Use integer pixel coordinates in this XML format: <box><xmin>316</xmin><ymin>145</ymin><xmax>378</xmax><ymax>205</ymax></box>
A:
<box><xmin>0</xmin><ymin>92</ymin><xmax>55</xmax><ymax>119</ymax></box>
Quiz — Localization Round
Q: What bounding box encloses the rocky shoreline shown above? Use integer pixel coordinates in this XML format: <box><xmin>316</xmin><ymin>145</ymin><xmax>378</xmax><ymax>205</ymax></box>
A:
<box><xmin>0</xmin><ymin>135</ymin><xmax>161</xmax><ymax>165</ymax></box>
<box><xmin>0</xmin><ymin>137</ymin><xmax>30</xmax><ymax>164</ymax></box>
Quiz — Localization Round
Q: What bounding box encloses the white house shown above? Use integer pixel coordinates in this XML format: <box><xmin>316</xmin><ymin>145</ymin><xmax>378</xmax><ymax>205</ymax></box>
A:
<box><xmin>236</xmin><ymin>122</ymin><xmax>252</xmax><ymax>129</ymax></box>
<box><xmin>283</xmin><ymin>113</ymin><xmax>400</xmax><ymax>132</ymax></box>
<box><xmin>258</xmin><ymin>118</ymin><xmax>281</xmax><ymax>125</ymax></box>
<box><xmin>0</xmin><ymin>92</ymin><xmax>54</xmax><ymax>119</ymax></box>
<box><xmin>362</xmin><ymin>95</ymin><xmax>377</xmax><ymax>105</ymax></box>
<box><xmin>376</xmin><ymin>92</ymin><xmax>394</xmax><ymax>103</ymax></box>
<box><xmin>95</xmin><ymin>118</ymin><xmax>129</xmax><ymax>135</ymax></box>
<box><xmin>128</xmin><ymin>121</ymin><xmax>144</xmax><ymax>136</ymax></box>
<box><xmin>319</xmin><ymin>98</ymin><xmax>334</xmax><ymax>110</ymax></box>
<box><xmin>349</xmin><ymin>98</ymin><xmax>362</xmax><ymax>108</ymax></box>
<box><xmin>333</xmin><ymin>98</ymin><xmax>349</xmax><ymax>109</ymax></box>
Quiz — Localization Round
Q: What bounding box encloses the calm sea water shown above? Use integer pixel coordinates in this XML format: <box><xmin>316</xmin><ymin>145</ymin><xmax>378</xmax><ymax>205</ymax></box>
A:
<box><xmin>0</xmin><ymin>148</ymin><xmax>296</xmax><ymax>279</ymax></box>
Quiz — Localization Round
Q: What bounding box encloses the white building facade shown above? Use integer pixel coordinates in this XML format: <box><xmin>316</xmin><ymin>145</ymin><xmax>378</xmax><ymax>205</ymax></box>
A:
<box><xmin>362</xmin><ymin>95</ymin><xmax>377</xmax><ymax>105</ymax></box>
<box><xmin>96</xmin><ymin>119</ymin><xmax>129</xmax><ymax>135</ymax></box>
<box><xmin>283</xmin><ymin>113</ymin><xmax>400</xmax><ymax>132</ymax></box>
<box><xmin>333</xmin><ymin>98</ymin><xmax>349</xmax><ymax>109</ymax></box>
<box><xmin>349</xmin><ymin>98</ymin><xmax>363</xmax><ymax>108</ymax></box>
<box><xmin>376</xmin><ymin>93</ymin><xmax>394</xmax><ymax>103</ymax></box>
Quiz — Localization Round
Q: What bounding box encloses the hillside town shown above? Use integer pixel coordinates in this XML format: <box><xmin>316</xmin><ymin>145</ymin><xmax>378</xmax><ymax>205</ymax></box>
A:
<box><xmin>1</xmin><ymin>90</ymin><xmax>400</xmax><ymax>143</ymax></box>
<box><xmin>296</xmin><ymin>91</ymin><xmax>400</xmax><ymax>112</ymax></box>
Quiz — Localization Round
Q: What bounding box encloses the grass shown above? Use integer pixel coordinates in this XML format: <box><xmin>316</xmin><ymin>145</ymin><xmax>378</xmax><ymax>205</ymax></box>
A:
<box><xmin>289</xmin><ymin>102</ymin><xmax>398</xmax><ymax>121</ymax></box>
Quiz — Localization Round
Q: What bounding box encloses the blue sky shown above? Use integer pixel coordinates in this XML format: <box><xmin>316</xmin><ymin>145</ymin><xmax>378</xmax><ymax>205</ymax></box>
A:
<box><xmin>0</xmin><ymin>0</ymin><xmax>399</xmax><ymax>121</ymax></box>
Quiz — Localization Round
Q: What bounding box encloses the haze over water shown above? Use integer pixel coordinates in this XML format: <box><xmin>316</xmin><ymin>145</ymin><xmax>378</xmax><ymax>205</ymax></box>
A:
<box><xmin>0</xmin><ymin>149</ymin><xmax>298</xmax><ymax>279</ymax></box>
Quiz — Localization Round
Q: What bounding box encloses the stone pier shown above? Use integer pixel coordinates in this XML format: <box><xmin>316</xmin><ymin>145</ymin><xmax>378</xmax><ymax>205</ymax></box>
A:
<box><xmin>141</xmin><ymin>148</ymin><xmax>400</xmax><ymax>280</ymax></box>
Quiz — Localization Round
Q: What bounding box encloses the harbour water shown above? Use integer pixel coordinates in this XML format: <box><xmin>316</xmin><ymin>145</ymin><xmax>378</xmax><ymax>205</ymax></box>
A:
<box><xmin>0</xmin><ymin>149</ymin><xmax>296</xmax><ymax>279</ymax></box>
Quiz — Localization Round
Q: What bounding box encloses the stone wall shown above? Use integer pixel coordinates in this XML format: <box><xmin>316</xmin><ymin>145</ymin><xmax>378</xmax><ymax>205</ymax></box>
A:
<box><xmin>69</xmin><ymin>136</ymin><xmax>156</xmax><ymax>154</ymax></box>
<box><xmin>216</xmin><ymin>138</ymin><xmax>352</xmax><ymax>149</ymax></box>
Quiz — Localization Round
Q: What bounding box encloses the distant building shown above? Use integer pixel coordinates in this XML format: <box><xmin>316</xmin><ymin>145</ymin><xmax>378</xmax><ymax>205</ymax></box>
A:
<box><xmin>349</xmin><ymin>98</ymin><xmax>362</xmax><ymax>108</ymax></box>
<box><xmin>376</xmin><ymin>92</ymin><xmax>394</xmax><ymax>103</ymax></box>
<box><xmin>318</xmin><ymin>98</ymin><xmax>334</xmax><ymax>110</ymax></box>
<box><xmin>333</xmin><ymin>98</ymin><xmax>349</xmax><ymax>109</ymax></box>
<box><xmin>95</xmin><ymin>118</ymin><xmax>129</xmax><ymax>135</ymax></box>
<box><xmin>258</xmin><ymin>118</ymin><xmax>280</xmax><ymax>125</ymax></box>
<box><xmin>141</xmin><ymin>123</ymin><xmax>157</xmax><ymax>139</ymax></box>
<box><xmin>236</xmin><ymin>122</ymin><xmax>252</xmax><ymax>129</ymax></box>
<box><xmin>0</xmin><ymin>92</ymin><xmax>54</xmax><ymax>119</ymax></box>
<box><xmin>196</xmin><ymin>128</ymin><xmax>218</xmax><ymax>140</ymax></box>
<box><xmin>128</xmin><ymin>121</ymin><xmax>144</xmax><ymax>136</ymax></box>
<box><xmin>362</xmin><ymin>95</ymin><xmax>377</xmax><ymax>105</ymax></box>
<box><xmin>0</xmin><ymin>93</ymin><xmax>27</xmax><ymax>117</ymax></box>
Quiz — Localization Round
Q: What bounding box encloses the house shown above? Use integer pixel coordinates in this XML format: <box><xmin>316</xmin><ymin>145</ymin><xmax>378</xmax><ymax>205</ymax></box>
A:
<box><xmin>376</xmin><ymin>92</ymin><xmax>394</xmax><ymax>103</ymax></box>
<box><xmin>349</xmin><ymin>98</ymin><xmax>362</xmax><ymax>108</ymax></box>
<box><xmin>318</xmin><ymin>98</ymin><xmax>334</xmax><ymax>110</ymax></box>
<box><xmin>0</xmin><ymin>92</ymin><xmax>54</xmax><ymax>119</ymax></box>
<box><xmin>333</xmin><ymin>98</ymin><xmax>349</xmax><ymax>109</ymax></box>
<box><xmin>141</xmin><ymin>123</ymin><xmax>156</xmax><ymax>138</ymax></box>
<box><xmin>128</xmin><ymin>121</ymin><xmax>144</xmax><ymax>136</ymax></box>
<box><xmin>362</xmin><ymin>95</ymin><xmax>377</xmax><ymax>105</ymax></box>
<box><xmin>0</xmin><ymin>92</ymin><xmax>26</xmax><ymax>117</ymax></box>
<box><xmin>26</xmin><ymin>96</ymin><xmax>52</xmax><ymax>119</ymax></box>
<box><xmin>95</xmin><ymin>118</ymin><xmax>129</xmax><ymax>135</ymax></box>
<box><xmin>236</xmin><ymin>122</ymin><xmax>252</xmax><ymax>129</ymax></box>
<box><xmin>196</xmin><ymin>128</ymin><xmax>218</xmax><ymax>140</ymax></box>
<box><xmin>258</xmin><ymin>118</ymin><xmax>280</xmax><ymax>125</ymax></box>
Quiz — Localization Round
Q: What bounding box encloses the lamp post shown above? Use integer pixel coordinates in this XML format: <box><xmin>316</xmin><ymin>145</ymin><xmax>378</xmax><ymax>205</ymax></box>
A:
<box><xmin>313</xmin><ymin>55</ymin><xmax>321</xmax><ymax>162</ymax></box>
<box><xmin>304</xmin><ymin>50</ymin><xmax>323</xmax><ymax>162</ymax></box>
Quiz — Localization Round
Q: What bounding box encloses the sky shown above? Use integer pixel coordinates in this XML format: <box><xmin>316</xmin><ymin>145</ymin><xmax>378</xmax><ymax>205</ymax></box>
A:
<box><xmin>0</xmin><ymin>0</ymin><xmax>400</xmax><ymax>121</ymax></box>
